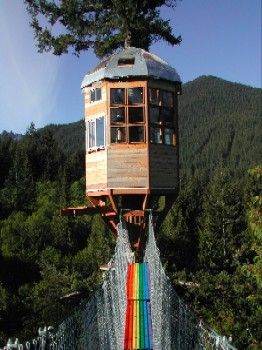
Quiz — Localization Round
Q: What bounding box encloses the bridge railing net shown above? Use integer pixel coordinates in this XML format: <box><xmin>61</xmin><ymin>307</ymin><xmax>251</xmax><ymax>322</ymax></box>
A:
<box><xmin>144</xmin><ymin>213</ymin><xmax>236</xmax><ymax>350</ymax></box>
<box><xmin>2</xmin><ymin>215</ymin><xmax>237</xmax><ymax>350</ymax></box>
<box><xmin>1</xmin><ymin>220</ymin><xmax>132</xmax><ymax>350</ymax></box>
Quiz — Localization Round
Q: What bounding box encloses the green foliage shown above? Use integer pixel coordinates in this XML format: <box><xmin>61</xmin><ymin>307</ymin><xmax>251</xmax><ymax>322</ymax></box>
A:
<box><xmin>198</xmin><ymin>167</ymin><xmax>246</xmax><ymax>273</ymax></box>
<box><xmin>0</xmin><ymin>77</ymin><xmax>261</xmax><ymax>347</ymax></box>
<box><xmin>179</xmin><ymin>76</ymin><xmax>262</xmax><ymax>181</ymax></box>
<box><xmin>0</xmin><ymin>212</ymin><xmax>28</xmax><ymax>260</ymax></box>
<box><xmin>0</xmin><ymin>133</ymin><xmax>17</xmax><ymax>189</ymax></box>
<box><xmin>24</xmin><ymin>0</ymin><xmax>181</xmax><ymax>57</ymax></box>
<box><xmin>0</xmin><ymin>128</ymin><xmax>114</xmax><ymax>343</ymax></box>
<box><xmin>159</xmin><ymin>178</ymin><xmax>203</xmax><ymax>271</ymax></box>
<box><xmin>239</xmin><ymin>165</ymin><xmax>262</xmax><ymax>349</ymax></box>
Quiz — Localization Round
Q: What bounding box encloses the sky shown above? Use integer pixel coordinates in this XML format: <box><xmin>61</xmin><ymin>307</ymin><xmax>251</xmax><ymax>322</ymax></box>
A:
<box><xmin>0</xmin><ymin>0</ymin><xmax>261</xmax><ymax>134</ymax></box>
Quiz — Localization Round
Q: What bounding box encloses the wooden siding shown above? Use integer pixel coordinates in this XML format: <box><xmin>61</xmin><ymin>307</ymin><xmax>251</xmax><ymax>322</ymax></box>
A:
<box><xmin>85</xmin><ymin>101</ymin><xmax>107</xmax><ymax>119</ymax></box>
<box><xmin>107</xmin><ymin>145</ymin><xmax>148</xmax><ymax>188</ymax></box>
<box><xmin>86</xmin><ymin>150</ymin><xmax>107</xmax><ymax>189</ymax></box>
<box><xmin>149</xmin><ymin>144</ymin><xmax>178</xmax><ymax>188</ymax></box>
<box><xmin>84</xmin><ymin>83</ymin><xmax>107</xmax><ymax>119</ymax></box>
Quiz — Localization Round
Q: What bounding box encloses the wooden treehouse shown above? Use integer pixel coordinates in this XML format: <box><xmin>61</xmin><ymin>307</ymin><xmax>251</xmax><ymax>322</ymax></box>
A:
<box><xmin>62</xmin><ymin>47</ymin><xmax>181</xmax><ymax>244</ymax></box>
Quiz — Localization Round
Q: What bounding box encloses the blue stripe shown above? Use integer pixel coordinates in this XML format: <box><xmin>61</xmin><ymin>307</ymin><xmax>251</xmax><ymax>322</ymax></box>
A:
<box><xmin>144</xmin><ymin>301</ymin><xmax>149</xmax><ymax>348</ymax></box>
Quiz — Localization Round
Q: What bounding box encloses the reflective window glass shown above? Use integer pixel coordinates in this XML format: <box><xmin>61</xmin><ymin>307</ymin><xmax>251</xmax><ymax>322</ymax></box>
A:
<box><xmin>129</xmin><ymin>107</ymin><xmax>144</xmax><ymax>123</ymax></box>
<box><xmin>128</xmin><ymin>88</ymin><xmax>143</xmax><ymax>104</ymax></box>
<box><xmin>129</xmin><ymin>127</ymin><xmax>144</xmax><ymax>142</ymax></box>
<box><xmin>149</xmin><ymin>107</ymin><xmax>160</xmax><ymax>123</ymax></box>
<box><xmin>90</xmin><ymin>88</ymin><xmax>102</xmax><ymax>102</ymax></box>
<box><xmin>150</xmin><ymin>127</ymin><xmax>161</xmax><ymax>144</ymax></box>
<box><xmin>110</xmin><ymin>107</ymin><xmax>125</xmax><ymax>124</ymax></box>
<box><xmin>162</xmin><ymin>91</ymin><xmax>174</xmax><ymax>107</ymax></box>
<box><xmin>111</xmin><ymin>127</ymin><xmax>126</xmax><ymax>143</ymax></box>
<box><xmin>88</xmin><ymin>121</ymin><xmax>95</xmax><ymax>148</ymax></box>
<box><xmin>161</xmin><ymin>108</ymin><xmax>173</xmax><ymax>123</ymax></box>
<box><xmin>110</xmin><ymin>88</ymin><xmax>125</xmax><ymax>105</ymax></box>
<box><xmin>96</xmin><ymin>117</ymin><xmax>105</xmax><ymax>147</ymax></box>
<box><xmin>149</xmin><ymin>88</ymin><xmax>160</xmax><ymax>105</ymax></box>
<box><xmin>164</xmin><ymin>128</ymin><xmax>174</xmax><ymax>145</ymax></box>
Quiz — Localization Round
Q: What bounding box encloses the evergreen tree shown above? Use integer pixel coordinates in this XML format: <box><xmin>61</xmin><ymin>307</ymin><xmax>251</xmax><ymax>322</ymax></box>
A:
<box><xmin>198</xmin><ymin>167</ymin><xmax>246</xmax><ymax>273</ymax></box>
<box><xmin>244</xmin><ymin>165</ymin><xmax>262</xmax><ymax>287</ymax></box>
<box><xmin>0</xmin><ymin>134</ymin><xmax>16</xmax><ymax>189</ymax></box>
<box><xmin>240</xmin><ymin>165</ymin><xmax>262</xmax><ymax>348</ymax></box>
<box><xmin>1</xmin><ymin>144</ymin><xmax>35</xmax><ymax>213</ymax></box>
<box><xmin>24</xmin><ymin>0</ymin><xmax>181</xmax><ymax>57</ymax></box>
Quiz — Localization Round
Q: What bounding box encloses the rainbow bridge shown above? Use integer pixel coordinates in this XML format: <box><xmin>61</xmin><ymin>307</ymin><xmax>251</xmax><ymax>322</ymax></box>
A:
<box><xmin>2</xmin><ymin>214</ymin><xmax>237</xmax><ymax>350</ymax></box>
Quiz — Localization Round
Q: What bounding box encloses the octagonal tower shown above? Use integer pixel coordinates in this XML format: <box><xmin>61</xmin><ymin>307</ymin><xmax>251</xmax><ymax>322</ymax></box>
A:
<box><xmin>81</xmin><ymin>47</ymin><xmax>181</xmax><ymax>235</ymax></box>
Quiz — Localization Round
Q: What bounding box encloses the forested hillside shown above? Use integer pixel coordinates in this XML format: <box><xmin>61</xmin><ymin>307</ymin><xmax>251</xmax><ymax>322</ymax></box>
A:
<box><xmin>179</xmin><ymin>76</ymin><xmax>261</xmax><ymax>179</ymax></box>
<box><xmin>0</xmin><ymin>76</ymin><xmax>261</xmax><ymax>349</ymax></box>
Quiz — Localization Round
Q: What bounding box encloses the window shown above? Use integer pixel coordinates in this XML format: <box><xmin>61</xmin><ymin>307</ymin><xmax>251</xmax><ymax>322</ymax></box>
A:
<box><xmin>149</xmin><ymin>88</ymin><xmax>176</xmax><ymax>145</ymax></box>
<box><xmin>118</xmin><ymin>58</ymin><xmax>135</xmax><ymax>66</ymax></box>
<box><xmin>88</xmin><ymin>120</ymin><xmax>95</xmax><ymax>148</ymax></box>
<box><xmin>90</xmin><ymin>88</ymin><xmax>102</xmax><ymax>102</ymax></box>
<box><xmin>111</xmin><ymin>88</ymin><xmax>125</xmax><ymax>105</ymax></box>
<box><xmin>128</xmin><ymin>88</ymin><xmax>143</xmax><ymax>104</ymax></box>
<box><xmin>87</xmin><ymin>116</ymin><xmax>105</xmax><ymax>150</ymax></box>
<box><xmin>110</xmin><ymin>87</ymin><xmax>145</xmax><ymax>144</ymax></box>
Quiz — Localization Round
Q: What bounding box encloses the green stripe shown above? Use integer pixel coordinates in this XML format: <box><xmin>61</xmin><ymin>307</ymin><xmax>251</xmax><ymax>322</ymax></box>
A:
<box><xmin>139</xmin><ymin>300</ymin><xmax>144</xmax><ymax>348</ymax></box>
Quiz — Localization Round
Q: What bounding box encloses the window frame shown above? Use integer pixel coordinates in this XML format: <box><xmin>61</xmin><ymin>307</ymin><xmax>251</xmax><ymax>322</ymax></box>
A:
<box><xmin>90</xmin><ymin>87</ymin><xmax>102</xmax><ymax>103</ymax></box>
<box><xmin>149</xmin><ymin>88</ymin><xmax>176</xmax><ymax>146</ymax></box>
<box><xmin>110</xmin><ymin>86</ymin><xmax>146</xmax><ymax>144</ymax></box>
<box><xmin>86</xmin><ymin>116</ymin><xmax>106</xmax><ymax>152</ymax></box>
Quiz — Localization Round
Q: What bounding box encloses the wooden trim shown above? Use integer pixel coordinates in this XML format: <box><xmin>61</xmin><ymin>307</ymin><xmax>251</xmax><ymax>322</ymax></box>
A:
<box><xmin>60</xmin><ymin>206</ymin><xmax>117</xmax><ymax>216</ymax></box>
<box><xmin>87</xmin><ymin>188</ymin><xmax>177</xmax><ymax>196</ymax></box>
<box><xmin>112</xmin><ymin>188</ymin><xmax>150</xmax><ymax>195</ymax></box>
<box><xmin>87</xmin><ymin>190</ymin><xmax>111</xmax><ymax>197</ymax></box>
<box><xmin>107</xmin><ymin>81</ymin><xmax>147</xmax><ymax>88</ymax></box>
<box><xmin>108</xmin><ymin>82</ymin><xmax>147</xmax><ymax>145</ymax></box>
<box><xmin>122</xmin><ymin>210</ymin><xmax>145</xmax><ymax>217</ymax></box>
<box><xmin>108</xmin><ymin>191</ymin><xmax>118</xmax><ymax>213</ymax></box>
<box><xmin>108</xmin><ymin>143</ymin><xmax>147</xmax><ymax>149</ymax></box>
<box><xmin>142</xmin><ymin>194</ymin><xmax>149</xmax><ymax>211</ymax></box>
<box><xmin>88</xmin><ymin>196</ymin><xmax>106</xmax><ymax>207</ymax></box>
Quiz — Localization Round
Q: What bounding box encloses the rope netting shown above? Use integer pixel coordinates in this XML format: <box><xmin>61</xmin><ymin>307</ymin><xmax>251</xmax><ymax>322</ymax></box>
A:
<box><xmin>1</xmin><ymin>214</ymin><xmax>237</xmax><ymax>350</ymax></box>
<box><xmin>144</xmin><ymin>213</ymin><xmax>236</xmax><ymax>350</ymax></box>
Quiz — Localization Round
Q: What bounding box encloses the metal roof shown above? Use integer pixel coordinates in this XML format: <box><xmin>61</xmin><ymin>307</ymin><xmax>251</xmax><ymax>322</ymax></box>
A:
<box><xmin>81</xmin><ymin>47</ymin><xmax>181</xmax><ymax>88</ymax></box>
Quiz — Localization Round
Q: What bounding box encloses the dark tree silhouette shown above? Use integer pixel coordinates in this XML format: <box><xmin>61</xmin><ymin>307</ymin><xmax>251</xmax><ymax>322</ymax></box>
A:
<box><xmin>24</xmin><ymin>0</ymin><xmax>181</xmax><ymax>57</ymax></box>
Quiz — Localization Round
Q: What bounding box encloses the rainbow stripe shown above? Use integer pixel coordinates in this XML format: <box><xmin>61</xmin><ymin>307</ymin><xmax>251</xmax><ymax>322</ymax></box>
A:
<box><xmin>124</xmin><ymin>263</ymin><xmax>153</xmax><ymax>349</ymax></box>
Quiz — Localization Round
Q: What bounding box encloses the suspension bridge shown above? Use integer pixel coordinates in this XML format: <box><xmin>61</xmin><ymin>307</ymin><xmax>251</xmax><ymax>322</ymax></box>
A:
<box><xmin>2</xmin><ymin>214</ymin><xmax>237</xmax><ymax>350</ymax></box>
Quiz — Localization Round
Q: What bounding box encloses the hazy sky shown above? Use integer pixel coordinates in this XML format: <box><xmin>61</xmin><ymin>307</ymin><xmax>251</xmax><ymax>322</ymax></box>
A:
<box><xmin>0</xmin><ymin>0</ymin><xmax>261</xmax><ymax>134</ymax></box>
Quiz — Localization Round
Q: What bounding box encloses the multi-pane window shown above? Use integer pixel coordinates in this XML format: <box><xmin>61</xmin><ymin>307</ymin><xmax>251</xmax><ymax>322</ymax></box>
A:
<box><xmin>90</xmin><ymin>88</ymin><xmax>102</xmax><ymax>102</ymax></box>
<box><xmin>87</xmin><ymin>116</ymin><xmax>105</xmax><ymax>150</ymax></box>
<box><xmin>110</xmin><ymin>87</ymin><xmax>145</xmax><ymax>143</ymax></box>
<box><xmin>149</xmin><ymin>88</ymin><xmax>175</xmax><ymax>145</ymax></box>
